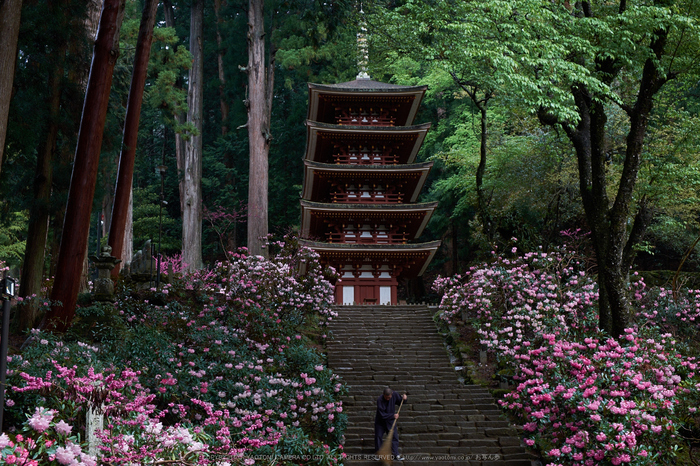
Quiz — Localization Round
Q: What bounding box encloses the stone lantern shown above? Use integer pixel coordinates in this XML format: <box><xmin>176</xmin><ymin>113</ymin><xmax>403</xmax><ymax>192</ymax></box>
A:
<box><xmin>91</xmin><ymin>245</ymin><xmax>121</xmax><ymax>301</ymax></box>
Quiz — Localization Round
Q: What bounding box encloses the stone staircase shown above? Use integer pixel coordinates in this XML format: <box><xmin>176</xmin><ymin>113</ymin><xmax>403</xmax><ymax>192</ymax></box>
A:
<box><xmin>326</xmin><ymin>305</ymin><xmax>533</xmax><ymax>466</ymax></box>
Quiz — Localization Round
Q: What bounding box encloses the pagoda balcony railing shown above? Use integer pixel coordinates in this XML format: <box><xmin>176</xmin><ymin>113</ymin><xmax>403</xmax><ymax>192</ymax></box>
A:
<box><xmin>335</xmin><ymin>108</ymin><xmax>396</xmax><ymax>127</ymax></box>
<box><xmin>332</xmin><ymin>152</ymin><xmax>399</xmax><ymax>165</ymax></box>
<box><xmin>330</xmin><ymin>191</ymin><xmax>404</xmax><ymax>204</ymax></box>
<box><xmin>326</xmin><ymin>231</ymin><xmax>408</xmax><ymax>245</ymax></box>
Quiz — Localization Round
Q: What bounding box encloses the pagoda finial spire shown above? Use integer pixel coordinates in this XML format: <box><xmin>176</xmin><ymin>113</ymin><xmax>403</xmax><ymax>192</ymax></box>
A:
<box><xmin>356</xmin><ymin>1</ymin><xmax>370</xmax><ymax>80</ymax></box>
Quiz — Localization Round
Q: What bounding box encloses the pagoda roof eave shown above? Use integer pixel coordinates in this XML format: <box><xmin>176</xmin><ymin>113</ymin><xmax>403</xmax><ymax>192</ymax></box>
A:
<box><xmin>307</xmin><ymin>81</ymin><xmax>428</xmax><ymax>126</ymax></box>
<box><xmin>308</xmin><ymin>81</ymin><xmax>428</xmax><ymax>93</ymax></box>
<box><xmin>300</xmin><ymin>239</ymin><xmax>441</xmax><ymax>250</ymax></box>
<box><xmin>306</xmin><ymin>121</ymin><xmax>432</xmax><ymax>132</ymax></box>
<box><xmin>299</xmin><ymin>239</ymin><xmax>441</xmax><ymax>277</ymax></box>
<box><xmin>300</xmin><ymin>199</ymin><xmax>438</xmax><ymax>210</ymax></box>
<box><xmin>300</xmin><ymin>200</ymin><xmax>438</xmax><ymax>240</ymax></box>
<box><xmin>301</xmin><ymin>160</ymin><xmax>434</xmax><ymax>203</ymax></box>
<box><xmin>304</xmin><ymin>121</ymin><xmax>431</xmax><ymax>165</ymax></box>
<box><xmin>304</xmin><ymin>160</ymin><xmax>434</xmax><ymax>171</ymax></box>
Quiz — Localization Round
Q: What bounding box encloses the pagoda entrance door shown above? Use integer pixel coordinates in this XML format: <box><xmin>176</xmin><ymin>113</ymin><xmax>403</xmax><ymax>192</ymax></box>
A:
<box><xmin>356</xmin><ymin>284</ymin><xmax>378</xmax><ymax>304</ymax></box>
<box><xmin>336</xmin><ymin>272</ymin><xmax>397</xmax><ymax>305</ymax></box>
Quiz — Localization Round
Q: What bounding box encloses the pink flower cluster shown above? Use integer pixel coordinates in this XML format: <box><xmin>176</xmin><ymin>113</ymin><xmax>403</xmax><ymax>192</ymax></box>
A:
<box><xmin>214</xmin><ymin>244</ymin><xmax>337</xmax><ymax>324</ymax></box>
<box><xmin>28</xmin><ymin>406</ymin><xmax>54</xmax><ymax>432</ymax></box>
<box><xmin>638</xmin><ymin>285</ymin><xmax>700</xmax><ymax>337</ymax></box>
<box><xmin>434</xmin><ymin>247</ymin><xmax>599</xmax><ymax>358</ymax></box>
<box><xmin>500</xmin><ymin>328</ymin><xmax>699</xmax><ymax>464</ymax></box>
<box><xmin>0</xmin><ymin>414</ymin><xmax>96</xmax><ymax>466</ymax></box>
<box><xmin>158</xmin><ymin>252</ymin><xmax>190</xmax><ymax>276</ymax></box>
<box><xmin>8</xmin><ymin>239</ymin><xmax>346</xmax><ymax>465</ymax></box>
<box><xmin>434</xmin><ymin>246</ymin><xmax>700</xmax><ymax>463</ymax></box>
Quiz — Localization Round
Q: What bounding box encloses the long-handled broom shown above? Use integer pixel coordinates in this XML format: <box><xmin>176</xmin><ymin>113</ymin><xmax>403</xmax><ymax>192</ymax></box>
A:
<box><xmin>377</xmin><ymin>398</ymin><xmax>404</xmax><ymax>465</ymax></box>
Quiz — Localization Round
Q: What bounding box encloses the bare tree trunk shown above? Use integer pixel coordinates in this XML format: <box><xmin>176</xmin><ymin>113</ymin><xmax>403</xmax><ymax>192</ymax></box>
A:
<box><xmin>101</xmin><ymin>196</ymin><xmax>110</xmax><ymax>240</ymax></box>
<box><xmin>450</xmin><ymin>76</ymin><xmax>494</xmax><ymax>243</ymax></box>
<box><xmin>182</xmin><ymin>0</ymin><xmax>204</xmax><ymax>271</ymax></box>
<box><xmin>215</xmin><ymin>0</ymin><xmax>230</xmax><ymax>136</ymax></box>
<box><xmin>49</xmin><ymin>192</ymin><xmax>65</xmax><ymax>279</ymax></box>
<box><xmin>109</xmin><ymin>0</ymin><xmax>159</xmax><ymax>279</ymax></box>
<box><xmin>541</xmin><ymin>28</ymin><xmax>669</xmax><ymax>338</ymax></box>
<box><xmin>246</xmin><ymin>0</ymin><xmax>272</xmax><ymax>257</ymax></box>
<box><xmin>48</xmin><ymin>8</ymin><xmax>93</xmax><ymax>279</ymax></box>
<box><xmin>163</xmin><ymin>0</ymin><xmax>175</xmax><ymax>27</ymax></box>
<box><xmin>215</xmin><ymin>0</ymin><xmax>238</xmax><ymax>193</ymax></box>
<box><xmin>80</xmin><ymin>242</ymin><xmax>90</xmax><ymax>294</ymax></box>
<box><xmin>0</xmin><ymin>0</ymin><xmax>23</xmax><ymax>177</ymax></box>
<box><xmin>18</xmin><ymin>48</ymin><xmax>64</xmax><ymax>331</ymax></box>
<box><xmin>122</xmin><ymin>189</ymin><xmax>133</xmax><ymax>270</ymax></box>
<box><xmin>475</xmin><ymin>101</ymin><xmax>492</xmax><ymax>241</ymax></box>
<box><xmin>85</xmin><ymin>0</ymin><xmax>102</xmax><ymax>40</ymax></box>
<box><xmin>44</xmin><ymin>0</ymin><xmax>126</xmax><ymax>333</ymax></box>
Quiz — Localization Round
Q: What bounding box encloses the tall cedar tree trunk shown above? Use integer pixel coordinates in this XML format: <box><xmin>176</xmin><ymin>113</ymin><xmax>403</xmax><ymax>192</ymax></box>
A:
<box><xmin>215</xmin><ymin>0</ymin><xmax>239</xmax><ymax>254</ymax></box>
<box><xmin>0</xmin><ymin>0</ymin><xmax>23</xmax><ymax>176</ymax></box>
<box><xmin>182</xmin><ymin>0</ymin><xmax>204</xmax><ymax>271</ymax></box>
<box><xmin>43</xmin><ymin>0</ymin><xmax>126</xmax><ymax>333</ymax></box>
<box><xmin>246</xmin><ymin>0</ymin><xmax>274</xmax><ymax>257</ymax></box>
<box><xmin>163</xmin><ymin>0</ymin><xmax>187</xmax><ymax>213</ymax></box>
<box><xmin>541</xmin><ymin>10</ymin><xmax>667</xmax><ymax>337</ymax></box>
<box><xmin>18</xmin><ymin>25</ymin><xmax>67</xmax><ymax>331</ymax></box>
<box><xmin>48</xmin><ymin>8</ymin><xmax>94</xmax><ymax>278</ymax></box>
<box><xmin>100</xmin><ymin>195</ymin><xmax>110</xmax><ymax>253</ymax></box>
<box><xmin>215</xmin><ymin>0</ymin><xmax>230</xmax><ymax>136</ymax></box>
<box><xmin>80</xmin><ymin>243</ymin><xmax>90</xmax><ymax>293</ymax></box>
<box><xmin>108</xmin><ymin>0</ymin><xmax>159</xmax><ymax>280</ymax></box>
<box><xmin>122</xmin><ymin>189</ymin><xmax>133</xmax><ymax>270</ymax></box>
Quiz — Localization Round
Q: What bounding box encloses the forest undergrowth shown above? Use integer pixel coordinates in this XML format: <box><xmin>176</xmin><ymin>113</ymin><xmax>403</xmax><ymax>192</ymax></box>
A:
<box><xmin>0</xmin><ymin>238</ymin><xmax>347</xmax><ymax>465</ymax></box>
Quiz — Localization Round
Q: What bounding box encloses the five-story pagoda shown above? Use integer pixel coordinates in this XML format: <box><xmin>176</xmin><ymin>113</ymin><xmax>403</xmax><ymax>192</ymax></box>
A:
<box><xmin>299</xmin><ymin>78</ymin><xmax>440</xmax><ymax>305</ymax></box>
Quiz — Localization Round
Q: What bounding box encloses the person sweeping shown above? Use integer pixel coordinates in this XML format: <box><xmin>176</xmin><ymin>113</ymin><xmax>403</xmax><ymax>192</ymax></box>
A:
<box><xmin>375</xmin><ymin>387</ymin><xmax>407</xmax><ymax>462</ymax></box>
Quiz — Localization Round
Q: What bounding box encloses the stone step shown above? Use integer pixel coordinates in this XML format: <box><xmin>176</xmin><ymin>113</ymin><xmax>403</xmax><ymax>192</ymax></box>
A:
<box><xmin>326</xmin><ymin>305</ymin><xmax>531</xmax><ymax>465</ymax></box>
<box><xmin>341</xmin><ymin>455</ymin><xmax>534</xmax><ymax>466</ymax></box>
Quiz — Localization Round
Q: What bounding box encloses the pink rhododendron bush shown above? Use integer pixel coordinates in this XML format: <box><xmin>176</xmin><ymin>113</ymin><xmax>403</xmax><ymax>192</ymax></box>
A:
<box><xmin>434</xmin><ymin>246</ymin><xmax>700</xmax><ymax>465</ymax></box>
<box><xmin>3</xmin><ymin>239</ymin><xmax>347</xmax><ymax>465</ymax></box>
